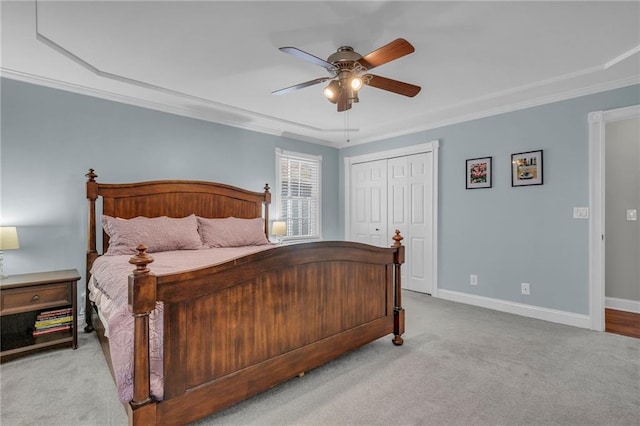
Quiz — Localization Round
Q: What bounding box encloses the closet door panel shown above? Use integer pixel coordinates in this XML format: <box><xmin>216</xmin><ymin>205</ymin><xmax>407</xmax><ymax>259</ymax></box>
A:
<box><xmin>350</xmin><ymin>160</ymin><xmax>388</xmax><ymax>246</ymax></box>
<box><xmin>404</xmin><ymin>152</ymin><xmax>433</xmax><ymax>293</ymax></box>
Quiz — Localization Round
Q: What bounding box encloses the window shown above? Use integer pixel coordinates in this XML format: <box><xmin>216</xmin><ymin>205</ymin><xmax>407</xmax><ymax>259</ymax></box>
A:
<box><xmin>275</xmin><ymin>148</ymin><xmax>322</xmax><ymax>241</ymax></box>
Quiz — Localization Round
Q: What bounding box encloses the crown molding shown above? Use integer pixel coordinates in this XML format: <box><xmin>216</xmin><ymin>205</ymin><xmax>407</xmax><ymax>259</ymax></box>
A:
<box><xmin>0</xmin><ymin>67</ymin><xmax>341</xmax><ymax>147</ymax></box>
<box><xmin>3</xmin><ymin>68</ymin><xmax>638</xmax><ymax>151</ymax></box>
<box><xmin>340</xmin><ymin>75</ymin><xmax>640</xmax><ymax>148</ymax></box>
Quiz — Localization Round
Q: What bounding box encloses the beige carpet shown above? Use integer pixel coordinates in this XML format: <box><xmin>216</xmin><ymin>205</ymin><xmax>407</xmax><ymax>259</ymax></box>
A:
<box><xmin>2</xmin><ymin>291</ymin><xmax>639</xmax><ymax>425</ymax></box>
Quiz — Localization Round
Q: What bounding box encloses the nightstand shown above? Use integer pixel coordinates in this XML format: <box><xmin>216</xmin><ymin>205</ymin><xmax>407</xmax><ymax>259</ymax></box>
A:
<box><xmin>0</xmin><ymin>269</ymin><xmax>80</xmax><ymax>362</ymax></box>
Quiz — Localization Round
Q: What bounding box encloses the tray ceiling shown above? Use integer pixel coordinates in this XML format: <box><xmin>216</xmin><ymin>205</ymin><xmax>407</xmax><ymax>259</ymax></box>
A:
<box><xmin>2</xmin><ymin>1</ymin><xmax>639</xmax><ymax>147</ymax></box>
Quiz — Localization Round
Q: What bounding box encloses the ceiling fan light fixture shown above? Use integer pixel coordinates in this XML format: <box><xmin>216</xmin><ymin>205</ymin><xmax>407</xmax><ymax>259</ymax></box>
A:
<box><xmin>324</xmin><ymin>80</ymin><xmax>341</xmax><ymax>103</ymax></box>
<box><xmin>274</xmin><ymin>38</ymin><xmax>420</xmax><ymax>112</ymax></box>
<box><xmin>350</xmin><ymin>76</ymin><xmax>363</xmax><ymax>91</ymax></box>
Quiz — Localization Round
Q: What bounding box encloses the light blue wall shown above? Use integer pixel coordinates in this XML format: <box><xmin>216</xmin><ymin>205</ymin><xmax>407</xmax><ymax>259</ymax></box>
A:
<box><xmin>339</xmin><ymin>84</ymin><xmax>640</xmax><ymax>316</ymax></box>
<box><xmin>3</xmin><ymin>77</ymin><xmax>638</xmax><ymax>318</ymax></box>
<box><xmin>0</xmin><ymin>78</ymin><xmax>339</xmax><ymax>290</ymax></box>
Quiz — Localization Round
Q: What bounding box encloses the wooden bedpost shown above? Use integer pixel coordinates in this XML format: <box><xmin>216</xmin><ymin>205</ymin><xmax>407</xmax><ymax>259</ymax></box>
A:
<box><xmin>128</xmin><ymin>245</ymin><xmax>157</xmax><ymax>424</ymax></box>
<box><xmin>263</xmin><ymin>183</ymin><xmax>271</xmax><ymax>238</ymax></box>
<box><xmin>85</xmin><ymin>169</ymin><xmax>99</xmax><ymax>333</ymax></box>
<box><xmin>392</xmin><ymin>230</ymin><xmax>405</xmax><ymax>346</ymax></box>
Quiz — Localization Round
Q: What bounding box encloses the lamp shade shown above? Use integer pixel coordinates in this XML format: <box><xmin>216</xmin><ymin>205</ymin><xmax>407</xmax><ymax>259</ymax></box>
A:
<box><xmin>271</xmin><ymin>221</ymin><xmax>287</xmax><ymax>236</ymax></box>
<box><xmin>0</xmin><ymin>227</ymin><xmax>20</xmax><ymax>250</ymax></box>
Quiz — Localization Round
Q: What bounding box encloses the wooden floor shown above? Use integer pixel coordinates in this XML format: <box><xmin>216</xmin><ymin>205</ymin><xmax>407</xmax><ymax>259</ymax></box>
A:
<box><xmin>605</xmin><ymin>309</ymin><xmax>640</xmax><ymax>339</ymax></box>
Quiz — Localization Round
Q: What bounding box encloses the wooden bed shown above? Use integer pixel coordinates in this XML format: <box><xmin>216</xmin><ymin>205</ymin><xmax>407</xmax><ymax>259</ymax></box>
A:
<box><xmin>84</xmin><ymin>169</ymin><xmax>405</xmax><ymax>425</ymax></box>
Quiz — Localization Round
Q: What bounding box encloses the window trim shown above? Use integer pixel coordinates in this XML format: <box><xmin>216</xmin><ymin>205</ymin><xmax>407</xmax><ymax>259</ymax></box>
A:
<box><xmin>274</xmin><ymin>148</ymin><xmax>322</xmax><ymax>242</ymax></box>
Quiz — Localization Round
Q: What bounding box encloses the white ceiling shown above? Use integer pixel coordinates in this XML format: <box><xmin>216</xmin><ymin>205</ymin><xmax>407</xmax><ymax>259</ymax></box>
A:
<box><xmin>2</xmin><ymin>1</ymin><xmax>639</xmax><ymax>148</ymax></box>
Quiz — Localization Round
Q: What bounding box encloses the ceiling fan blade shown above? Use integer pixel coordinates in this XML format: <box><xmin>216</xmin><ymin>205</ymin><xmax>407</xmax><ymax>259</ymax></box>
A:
<box><xmin>357</xmin><ymin>38</ymin><xmax>415</xmax><ymax>70</ymax></box>
<box><xmin>279</xmin><ymin>47</ymin><xmax>338</xmax><ymax>75</ymax></box>
<box><xmin>364</xmin><ymin>74</ymin><xmax>421</xmax><ymax>97</ymax></box>
<box><xmin>272</xmin><ymin>77</ymin><xmax>332</xmax><ymax>95</ymax></box>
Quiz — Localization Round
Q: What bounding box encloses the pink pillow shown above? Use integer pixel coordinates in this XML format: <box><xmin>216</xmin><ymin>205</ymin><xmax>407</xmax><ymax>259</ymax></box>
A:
<box><xmin>102</xmin><ymin>214</ymin><xmax>203</xmax><ymax>255</ymax></box>
<box><xmin>198</xmin><ymin>217</ymin><xmax>270</xmax><ymax>248</ymax></box>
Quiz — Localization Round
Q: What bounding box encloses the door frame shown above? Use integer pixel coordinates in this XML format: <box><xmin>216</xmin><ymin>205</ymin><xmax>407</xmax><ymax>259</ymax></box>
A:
<box><xmin>344</xmin><ymin>140</ymin><xmax>440</xmax><ymax>296</ymax></box>
<box><xmin>588</xmin><ymin>105</ymin><xmax>640</xmax><ymax>331</ymax></box>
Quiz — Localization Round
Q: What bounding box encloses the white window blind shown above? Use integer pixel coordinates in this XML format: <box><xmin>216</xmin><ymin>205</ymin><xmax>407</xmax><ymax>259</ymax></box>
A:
<box><xmin>275</xmin><ymin>149</ymin><xmax>322</xmax><ymax>241</ymax></box>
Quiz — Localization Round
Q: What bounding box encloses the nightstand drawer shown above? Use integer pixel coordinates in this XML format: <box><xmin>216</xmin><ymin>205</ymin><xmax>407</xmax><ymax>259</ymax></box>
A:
<box><xmin>1</xmin><ymin>283</ymin><xmax>72</xmax><ymax>315</ymax></box>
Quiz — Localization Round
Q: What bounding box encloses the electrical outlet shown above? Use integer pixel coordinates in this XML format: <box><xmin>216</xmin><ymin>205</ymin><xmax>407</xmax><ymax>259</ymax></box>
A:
<box><xmin>470</xmin><ymin>274</ymin><xmax>478</xmax><ymax>286</ymax></box>
<box><xmin>521</xmin><ymin>282</ymin><xmax>530</xmax><ymax>295</ymax></box>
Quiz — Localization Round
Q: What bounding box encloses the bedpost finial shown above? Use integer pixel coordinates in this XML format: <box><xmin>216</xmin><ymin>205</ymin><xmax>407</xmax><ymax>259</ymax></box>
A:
<box><xmin>86</xmin><ymin>169</ymin><xmax>97</xmax><ymax>182</ymax></box>
<box><xmin>129</xmin><ymin>244</ymin><xmax>154</xmax><ymax>275</ymax></box>
<box><xmin>264</xmin><ymin>183</ymin><xmax>270</xmax><ymax>193</ymax></box>
<box><xmin>392</xmin><ymin>230</ymin><xmax>403</xmax><ymax>247</ymax></box>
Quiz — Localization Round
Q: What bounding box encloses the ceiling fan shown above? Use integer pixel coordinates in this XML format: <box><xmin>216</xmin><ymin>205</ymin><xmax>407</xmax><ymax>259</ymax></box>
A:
<box><xmin>272</xmin><ymin>38</ymin><xmax>421</xmax><ymax>112</ymax></box>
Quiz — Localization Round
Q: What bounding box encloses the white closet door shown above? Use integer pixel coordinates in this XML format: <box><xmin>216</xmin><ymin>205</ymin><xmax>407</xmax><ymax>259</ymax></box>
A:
<box><xmin>350</xmin><ymin>152</ymin><xmax>433</xmax><ymax>294</ymax></box>
<box><xmin>394</xmin><ymin>152</ymin><xmax>433</xmax><ymax>294</ymax></box>
<box><xmin>350</xmin><ymin>159</ymin><xmax>388</xmax><ymax>246</ymax></box>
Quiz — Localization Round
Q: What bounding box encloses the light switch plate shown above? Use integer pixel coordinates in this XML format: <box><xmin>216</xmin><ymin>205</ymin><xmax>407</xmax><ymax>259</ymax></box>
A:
<box><xmin>627</xmin><ymin>209</ymin><xmax>637</xmax><ymax>221</ymax></box>
<box><xmin>573</xmin><ymin>207</ymin><xmax>589</xmax><ymax>219</ymax></box>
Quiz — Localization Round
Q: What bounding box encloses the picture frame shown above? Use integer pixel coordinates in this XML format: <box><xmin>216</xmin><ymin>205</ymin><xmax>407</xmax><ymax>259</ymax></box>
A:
<box><xmin>466</xmin><ymin>156</ymin><xmax>492</xmax><ymax>189</ymax></box>
<box><xmin>511</xmin><ymin>150</ymin><xmax>543</xmax><ymax>187</ymax></box>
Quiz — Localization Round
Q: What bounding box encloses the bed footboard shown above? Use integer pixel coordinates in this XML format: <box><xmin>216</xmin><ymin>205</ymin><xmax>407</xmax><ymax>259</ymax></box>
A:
<box><xmin>127</xmin><ymin>237</ymin><xmax>404</xmax><ymax>425</ymax></box>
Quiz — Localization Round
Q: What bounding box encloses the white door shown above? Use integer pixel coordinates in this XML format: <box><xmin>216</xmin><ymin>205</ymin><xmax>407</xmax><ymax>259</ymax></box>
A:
<box><xmin>387</xmin><ymin>153</ymin><xmax>433</xmax><ymax>294</ymax></box>
<box><xmin>349</xmin><ymin>152</ymin><xmax>434</xmax><ymax>294</ymax></box>
<box><xmin>588</xmin><ymin>106</ymin><xmax>639</xmax><ymax>330</ymax></box>
<box><xmin>350</xmin><ymin>159</ymin><xmax>388</xmax><ymax>246</ymax></box>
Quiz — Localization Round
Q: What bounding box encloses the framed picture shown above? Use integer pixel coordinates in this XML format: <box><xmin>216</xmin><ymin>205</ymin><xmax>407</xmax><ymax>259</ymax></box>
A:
<box><xmin>511</xmin><ymin>150</ymin><xmax>543</xmax><ymax>186</ymax></box>
<box><xmin>466</xmin><ymin>156</ymin><xmax>492</xmax><ymax>189</ymax></box>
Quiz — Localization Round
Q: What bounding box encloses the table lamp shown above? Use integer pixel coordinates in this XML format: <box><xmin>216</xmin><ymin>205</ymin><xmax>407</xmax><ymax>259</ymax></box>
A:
<box><xmin>271</xmin><ymin>221</ymin><xmax>287</xmax><ymax>245</ymax></box>
<box><xmin>0</xmin><ymin>227</ymin><xmax>20</xmax><ymax>278</ymax></box>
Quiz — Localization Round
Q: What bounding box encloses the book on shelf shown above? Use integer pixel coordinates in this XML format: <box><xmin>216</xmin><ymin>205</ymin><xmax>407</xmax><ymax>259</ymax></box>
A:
<box><xmin>34</xmin><ymin>315</ymin><xmax>73</xmax><ymax>329</ymax></box>
<box><xmin>36</xmin><ymin>307</ymin><xmax>72</xmax><ymax>320</ymax></box>
<box><xmin>32</xmin><ymin>324</ymin><xmax>71</xmax><ymax>336</ymax></box>
<box><xmin>35</xmin><ymin>321</ymin><xmax>73</xmax><ymax>330</ymax></box>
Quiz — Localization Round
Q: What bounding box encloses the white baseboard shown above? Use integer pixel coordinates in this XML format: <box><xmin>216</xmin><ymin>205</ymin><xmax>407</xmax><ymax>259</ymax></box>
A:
<box><xmin>438</xmin><ymin>289</ymin><xmax>591</xmax><ymax>329</ymax></box>
<box><xmin>606</xmin><ymin>297</ymin><xmax>640</xmax><ymax>314</ymax></box>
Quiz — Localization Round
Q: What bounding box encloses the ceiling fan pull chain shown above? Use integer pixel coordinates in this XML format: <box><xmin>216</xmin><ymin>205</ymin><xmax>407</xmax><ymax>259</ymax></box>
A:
<box><xmin>345</xmin><ymin>111</ymin><xmax>350</xmax><ymax>143</ymax></box>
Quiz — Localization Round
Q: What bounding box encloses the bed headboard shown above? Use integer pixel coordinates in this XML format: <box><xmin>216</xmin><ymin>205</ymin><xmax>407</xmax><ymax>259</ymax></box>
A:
<box><xmin>85</xmin><ymin>169</ymin><xmax>271</xmax><ymax>257</ymax></box>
